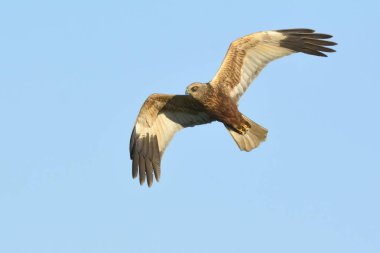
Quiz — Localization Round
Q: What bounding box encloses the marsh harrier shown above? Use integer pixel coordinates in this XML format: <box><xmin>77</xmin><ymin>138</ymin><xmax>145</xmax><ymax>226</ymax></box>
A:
<box><xmin>130</xmin><ymin>28</ymin><xmax>336</xmax><ymax>186</ymax></box>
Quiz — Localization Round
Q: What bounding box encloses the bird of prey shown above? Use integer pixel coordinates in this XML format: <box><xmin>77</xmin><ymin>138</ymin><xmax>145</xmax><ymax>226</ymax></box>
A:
<box><xmin>130</xmin><ymin>28</ymin><xmax>336</xmax><ymax>187</ymax></box>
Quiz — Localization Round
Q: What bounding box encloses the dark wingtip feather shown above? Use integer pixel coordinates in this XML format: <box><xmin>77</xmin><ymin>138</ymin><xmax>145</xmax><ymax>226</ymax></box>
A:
<box><xmin>132</xmin><ymin>155</ymin><xmax>139</xmax><ymax>179</ymax></box>
<box><xmin>277</xmin><ymin>28</ymin><xmax>336</xmax><ymax>57</ymax></box>
<box><xmin>139</xmin><ymin>155</ymin><xmax>146</xmax><ymax>185</ymax></box>
<box><xmin>153</xmin><ymin>163</ymin><xmax>161</xmax><ymax>182</ymax></box>
<box><xmin>303</xmin><ymin>38</ymin><xmax>337</xmax><ymax>46</ymax></box>
<box><xmin>129</xmin><ymin>127</ymin><xmax>136</xmax><ymax>159</ymax></box>
<box><xmin>304</xmin><ymin>42</ymin><xmax>336</xmax><ymax>53</ymax></box>
<box><xmin>276</xmin><ymin>28</ymin><xmax>315</xmax><ymax>33</ymax></box>
<box><xmin>152</xmin><ymin>135</ymin><xmax>161</xmax><ymax>182</ymax></box>
<box><xmin>146</xmin><ymin>160</ymin><xmax>154</xmax><ymax>187</ymax></box>
<box><xmin>132</xmin><ymin>134</ymin><xmax>161</xmax><ymax>187</ymax></box>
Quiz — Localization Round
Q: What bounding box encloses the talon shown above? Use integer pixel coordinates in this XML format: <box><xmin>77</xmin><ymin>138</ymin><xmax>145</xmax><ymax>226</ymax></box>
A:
<box><xmin>236</xmin><ymin>125</ymin><xmax>249</xmax><ymax>135</ymax></box>
<box><xmin>236</xmin><ymin>126</ymin><xmax>245</xmax><ymax>135</ymax></box>
<box><xmin>242</xmin><ymin>123</ymin><xmax>250</xmax><ymax>132</ymax></box>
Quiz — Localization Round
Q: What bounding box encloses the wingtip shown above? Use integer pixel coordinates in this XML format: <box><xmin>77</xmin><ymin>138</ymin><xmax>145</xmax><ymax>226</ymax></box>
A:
<box><xmin>154</xmin><ymin>171</ymin><xmax>161</xmax><ymax>182</ymax></box>
<box><xmin>278</xmin><ymin>29</ymin><xmax>336</xmax><ymax>57</ymax></box>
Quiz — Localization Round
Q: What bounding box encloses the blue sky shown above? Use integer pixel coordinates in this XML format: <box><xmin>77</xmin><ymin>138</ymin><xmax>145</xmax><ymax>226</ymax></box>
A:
<box><xmin>1</xmin><ymin>0</ymin><xmax>379</xmax><ymax>252</ymax></box>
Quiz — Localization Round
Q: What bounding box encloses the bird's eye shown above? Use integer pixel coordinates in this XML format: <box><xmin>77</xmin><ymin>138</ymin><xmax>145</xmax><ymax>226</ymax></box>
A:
<box><xmin>191</xmin><ymin>86</ymin><xmax>199</xmax><ymax>92</ymax></box>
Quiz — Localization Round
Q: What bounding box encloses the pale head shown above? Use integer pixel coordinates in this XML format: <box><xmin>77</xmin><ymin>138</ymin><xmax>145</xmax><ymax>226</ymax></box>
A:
<box><xmin>185</xmin><ymin>82</ymin><xmax>209</xmax><ymax>100</ymax></box>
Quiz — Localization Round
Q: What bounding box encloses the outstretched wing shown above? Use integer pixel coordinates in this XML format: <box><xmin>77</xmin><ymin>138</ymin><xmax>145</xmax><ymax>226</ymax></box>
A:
<box><xmin>130</xmin><ymin>94</ymin><xmax>213</xmax><ymax>187</ymax></box>
<box><xmin>210</xmin><ymin>28</ymin><xmax>336</xmax><ymax>102</ymax></box>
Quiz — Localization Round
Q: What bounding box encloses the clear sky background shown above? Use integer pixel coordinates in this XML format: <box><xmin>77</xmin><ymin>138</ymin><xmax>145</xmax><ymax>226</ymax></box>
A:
<box><xmin>1</xmin><ymin>1</ymin><xmax>379</xmax><ymax>252</ymax></box>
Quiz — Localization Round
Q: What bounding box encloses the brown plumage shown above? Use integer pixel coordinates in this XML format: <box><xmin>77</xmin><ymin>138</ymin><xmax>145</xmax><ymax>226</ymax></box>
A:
<box><xmin>130</xmin><ymin>28</ymin><xmax>336</xmax><ymax>187</ymax></box>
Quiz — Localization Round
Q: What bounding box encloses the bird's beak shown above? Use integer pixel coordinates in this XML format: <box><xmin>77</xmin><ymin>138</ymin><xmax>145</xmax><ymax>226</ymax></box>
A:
<box><xmin>185</xmin><ymin>89</ymin><xmax>189</xmax><ymax>95</ymax></box>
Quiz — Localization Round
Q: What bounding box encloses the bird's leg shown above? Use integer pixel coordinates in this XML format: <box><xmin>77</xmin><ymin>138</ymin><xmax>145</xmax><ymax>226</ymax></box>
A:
<box><xmin>242</xmin><ymin>121</ymin><xmax>251</xmax><ymax>131</ymax></box>
<box><xmin>236</xmin><ymin>125</ymin><xmax>247</xmax><ymax>135</ymax></box>
<box><xmin>236</xmin><ymin>126</ymin><xmax>245</xmax><ymax>135</ymax></box>
<box><xmin>235</xmin><ymin>121</ymin><xmax>251</xmax><ymax>135</ymax></box>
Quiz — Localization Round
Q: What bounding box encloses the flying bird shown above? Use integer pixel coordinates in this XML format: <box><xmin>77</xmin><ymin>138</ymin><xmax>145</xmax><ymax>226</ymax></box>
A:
<box><xmin>130</xmin><ymin>28</ymin><xmax>336</xmax><ymax>187</ymax></box>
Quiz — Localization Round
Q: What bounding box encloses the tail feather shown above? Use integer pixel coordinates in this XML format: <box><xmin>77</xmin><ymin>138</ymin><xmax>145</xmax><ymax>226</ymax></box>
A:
<box><xmin>226</xmin><ymin>115</ymin><xmax>268</xmax><ymax>151</ymax></box>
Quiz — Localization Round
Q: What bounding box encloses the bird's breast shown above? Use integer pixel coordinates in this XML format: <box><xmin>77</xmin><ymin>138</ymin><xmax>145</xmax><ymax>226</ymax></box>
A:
<box><xmin>200</xmin><ymin>95</ymin><xmax>243</xmax><ymax>129</ymax></box>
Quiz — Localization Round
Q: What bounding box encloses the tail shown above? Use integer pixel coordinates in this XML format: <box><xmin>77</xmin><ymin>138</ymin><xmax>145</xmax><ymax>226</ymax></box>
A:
<box><xmin>225</xmin><ymin>115</ymin><xmax>268</xmax><ymax>151</ymax></box>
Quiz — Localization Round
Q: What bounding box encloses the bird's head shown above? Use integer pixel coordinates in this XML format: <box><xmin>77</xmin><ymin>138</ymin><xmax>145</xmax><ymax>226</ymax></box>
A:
<box><xmin>185</xmin><ymin>82</ymin><xmax>209</xmax><ymax>100</ymax></box>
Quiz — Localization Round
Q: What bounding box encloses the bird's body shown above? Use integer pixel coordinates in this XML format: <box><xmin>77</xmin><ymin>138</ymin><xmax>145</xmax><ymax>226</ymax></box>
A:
<box><xmin>187</xmin><ymin>82</ymin><xmax>247</xmax><ymax>131</ymax></box>
<box><xmin>130</xmin><ymin>28</ymin><xmax>336</xmax><ymax>187</ymax></box>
